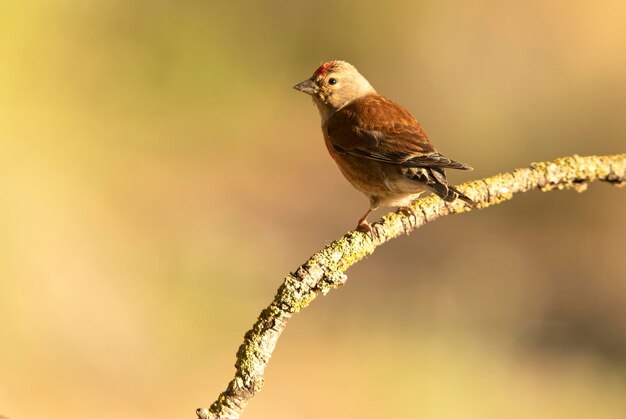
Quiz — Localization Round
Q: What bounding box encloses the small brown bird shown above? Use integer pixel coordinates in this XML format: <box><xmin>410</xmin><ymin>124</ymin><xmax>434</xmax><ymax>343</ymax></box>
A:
<box><xmin>294</xmin><ymin>60</ymin><xmax>474</xmax><ymax>233</ymax></box>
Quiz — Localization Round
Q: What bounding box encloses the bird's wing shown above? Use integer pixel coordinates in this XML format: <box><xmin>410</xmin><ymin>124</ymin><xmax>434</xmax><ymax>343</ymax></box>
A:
<box><xmin>326</xmin><ymin>94</ymin><xmax>472</xmax><ymax>170</ymax></box>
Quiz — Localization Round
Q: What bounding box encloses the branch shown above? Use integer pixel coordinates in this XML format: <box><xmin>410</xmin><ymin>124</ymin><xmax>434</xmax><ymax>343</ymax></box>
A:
<box><xmin>196</xmin><ymin>154</ymin><xmax>625</xmax><ymax>419</ymax></box>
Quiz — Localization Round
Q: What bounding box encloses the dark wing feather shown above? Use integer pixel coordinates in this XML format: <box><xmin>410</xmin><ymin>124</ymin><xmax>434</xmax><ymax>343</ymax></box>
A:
<box><xmin>403</xmin><ymin>167</ymin><xmax>475</xmax><ymax>206</ymax></box>
<box><xmin>326</xmin><ymin>94</ymin><xmax>472</xmax><ymax>171</ymax></box>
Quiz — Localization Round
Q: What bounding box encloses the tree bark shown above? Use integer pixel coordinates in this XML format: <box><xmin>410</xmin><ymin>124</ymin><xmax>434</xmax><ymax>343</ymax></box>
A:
<box><xmin>196</xmin><ymin>153</ymin><xmax>625</xmax><ymax>419</ymax></box>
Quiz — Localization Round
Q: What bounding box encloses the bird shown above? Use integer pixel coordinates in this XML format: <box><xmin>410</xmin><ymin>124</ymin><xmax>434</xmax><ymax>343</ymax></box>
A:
<box><xmin>293</xmin><ymin>60</ymin><xmax>474</xmax><ymax>234</ymax></box>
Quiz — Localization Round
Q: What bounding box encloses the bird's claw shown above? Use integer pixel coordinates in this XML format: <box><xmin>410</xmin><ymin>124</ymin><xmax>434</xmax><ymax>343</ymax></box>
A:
<box><xmin>357</xmin><ymin>220</ymin><xmax>375</xmax><ymax>238</ymax></box>
<box><xmin>400</xmin><ymin>205</ymin><xmax>420</xmax><ymax>222</ymax></box>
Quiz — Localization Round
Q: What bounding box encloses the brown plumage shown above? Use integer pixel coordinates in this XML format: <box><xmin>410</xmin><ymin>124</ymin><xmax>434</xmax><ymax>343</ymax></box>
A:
<box><xmin>294</xmin><ymin>60</ymin><xmax>474</xmax><ymax>232</ymax></box>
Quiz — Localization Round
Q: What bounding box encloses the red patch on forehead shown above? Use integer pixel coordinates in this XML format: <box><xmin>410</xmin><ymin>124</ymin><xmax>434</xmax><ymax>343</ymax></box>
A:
<box><xmin>314</xmin><ymin>61</ymin><xmax>337</xmax><ymax>77</ymax></box>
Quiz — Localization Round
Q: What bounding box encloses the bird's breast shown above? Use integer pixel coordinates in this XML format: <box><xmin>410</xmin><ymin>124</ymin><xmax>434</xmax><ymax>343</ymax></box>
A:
<box><xmin>322</xmin><ymin>131</ymin><xmax>424</xmax><ymax>206</ymax></box>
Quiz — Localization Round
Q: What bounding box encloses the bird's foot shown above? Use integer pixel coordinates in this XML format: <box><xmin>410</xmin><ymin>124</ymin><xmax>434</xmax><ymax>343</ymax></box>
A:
<box><xmin>400</xmin><ymin>205</ymin><xmax>418</xmax><ymax>220</ymax></box>
<box><xmin>357</xmin><ymin>219</ymin><xmax>375</xmax><ymax>237</ymax></box>
<box><xmin>398</xmin><ymin>205</ymin><xmax>423</xmax><ymax>229</ymax></box>
<box><xmin>356</xmin><ymin>207</ymin><xmax>375</xmax><ymax>238</ymax></box>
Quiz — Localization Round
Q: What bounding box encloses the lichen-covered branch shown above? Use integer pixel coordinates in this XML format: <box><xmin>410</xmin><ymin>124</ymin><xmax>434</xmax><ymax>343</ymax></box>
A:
<box><xmin>196</xmin><ymin>154</ymin><xmax>625</xmax><ymax>419</ymax></box>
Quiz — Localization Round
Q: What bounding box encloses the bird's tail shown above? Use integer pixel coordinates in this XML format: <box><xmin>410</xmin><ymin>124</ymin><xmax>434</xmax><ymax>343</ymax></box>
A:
<box><xmin>423</xmin><ymin>167</ymin><xmax>476</xmax><ymax>206</ymax></box>
<box><xmin>445</xmin><ymin>185</ymin><xmax>476</xmax><ymax>206</ymax></box>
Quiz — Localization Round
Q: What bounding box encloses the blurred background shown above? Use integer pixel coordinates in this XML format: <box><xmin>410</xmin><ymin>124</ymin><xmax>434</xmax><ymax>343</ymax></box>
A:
<box><xmin>1</xmin><ymin>1</ymin><xmax>625</xmax><ymax>418</ymax></box>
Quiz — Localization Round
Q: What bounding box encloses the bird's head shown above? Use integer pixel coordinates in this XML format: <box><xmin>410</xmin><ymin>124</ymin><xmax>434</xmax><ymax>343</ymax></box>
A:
<box><xmin>294</xmin><ymin>60</ymin><xmax>376</xmax><ymax>120</ymax></box>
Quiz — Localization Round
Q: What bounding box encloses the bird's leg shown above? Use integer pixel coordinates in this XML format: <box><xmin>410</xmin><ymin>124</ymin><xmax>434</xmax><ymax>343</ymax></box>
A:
<box><xmin>356</xmin><ymin>208</ymin><xmax>373</xmax><ymax>235</ymax></box>
<box><xmin>357</xmin><ymin>197</ymin><xmax>380</xmax><ymax>236</ymax></box>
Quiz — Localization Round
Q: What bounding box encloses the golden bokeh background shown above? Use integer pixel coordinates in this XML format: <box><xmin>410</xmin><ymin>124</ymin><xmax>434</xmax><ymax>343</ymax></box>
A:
<box><xmin>1</xmin><ymin>1</ymin><xmax>625</xmax><ymax>418</ymax></box>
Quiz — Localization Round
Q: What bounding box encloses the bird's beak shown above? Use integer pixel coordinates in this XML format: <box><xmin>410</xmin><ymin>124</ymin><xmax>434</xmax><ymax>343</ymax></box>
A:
<box><xmin>293</xmin><ymin>78</ymin><xmax>317</xmax><ymax>95</ymax></box>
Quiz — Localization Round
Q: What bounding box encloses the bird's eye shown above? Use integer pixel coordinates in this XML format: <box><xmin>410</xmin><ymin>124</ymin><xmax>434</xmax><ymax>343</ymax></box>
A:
<box><xmin>328</xmin><ymin>78</ymin><xmax>337</xmax><ymax>85</ymax></box>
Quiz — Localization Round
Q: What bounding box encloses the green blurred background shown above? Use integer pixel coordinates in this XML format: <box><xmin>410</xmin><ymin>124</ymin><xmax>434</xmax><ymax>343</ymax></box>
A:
<box><xmin>1</xmin><ymin>1</ymin><xmax>625</xmax><ymax>418</ymax></box>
